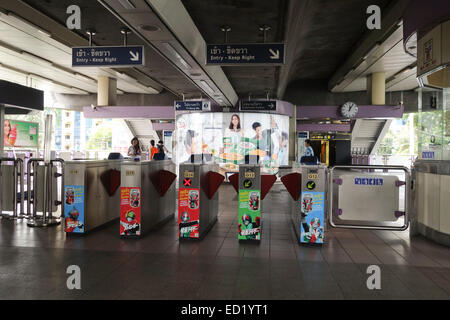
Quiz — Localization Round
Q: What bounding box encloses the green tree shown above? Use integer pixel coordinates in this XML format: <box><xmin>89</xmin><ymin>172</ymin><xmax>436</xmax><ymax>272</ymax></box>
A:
<box><xmin>85</xmin><ymin>126</ymin><xmax>112</xmax><ymax>150</ymax></box>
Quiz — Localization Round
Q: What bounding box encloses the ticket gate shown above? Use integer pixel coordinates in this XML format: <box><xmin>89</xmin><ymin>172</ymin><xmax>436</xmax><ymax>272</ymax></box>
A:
<box><xmin>282</xmin><ymin>165</ymin><xmax>327</xmax><ymax>245</ymax></box>
<box><xmin>120</xmin><ymin>160</ymin><xmax>177</xmax><ymax>237</ymax></box>
<box><xmin>26</xmin><ymin>158</ymin><xmax>65</xmax><ymax>227</ymax></box>
<box><xmin>178</xmin><ymin>163</ymin><xmax>224</xmax><ymax>240</ymax></box>
<box><xmin>0</xmin><ymin>157</ymin><xmax>24</xmax><ymax>219</ymax></box>
<box><xmin>229</xmin><ymin>165</ymin><xmax>276</xmax><ymax>241</ymax></box>
<box><xmin>328</xmin><ymin>165</ymin><xmax>409</xmax><ymax>231</ymax></box>
<box><xmin>63</xmin><ymin>160</ymin><xmax>121</xmax><ymax>234</ymax></box>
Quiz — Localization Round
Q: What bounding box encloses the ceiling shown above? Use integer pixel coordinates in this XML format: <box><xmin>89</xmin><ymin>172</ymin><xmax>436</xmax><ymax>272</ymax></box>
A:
<box><xmin>181</xmin><ymin>0</ymin><xmax>287</xmax><ymax>98</ymax></box>
<box><xmin>0</xmin><ymin>0</ymin><xmax>421</xmax><ymax>108</ymax></box>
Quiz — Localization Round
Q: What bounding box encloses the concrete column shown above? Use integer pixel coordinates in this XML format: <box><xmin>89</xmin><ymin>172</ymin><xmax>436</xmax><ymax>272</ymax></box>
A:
<box><xmin>97</xmin><ymin>76</ymin><xmax>117</xmax><ymax>106</ymax></box>
<box><xmin>367</xmin><ymin>72</ymin><xmax>386</xmax><ymax>105</ymax></box>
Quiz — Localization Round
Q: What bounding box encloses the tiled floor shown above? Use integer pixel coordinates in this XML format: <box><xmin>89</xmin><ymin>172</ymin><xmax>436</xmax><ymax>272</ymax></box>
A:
<box><xmin>0</xmin><ymin>184</ymin><xmax>450</xmax><ymax>300</ymax></box>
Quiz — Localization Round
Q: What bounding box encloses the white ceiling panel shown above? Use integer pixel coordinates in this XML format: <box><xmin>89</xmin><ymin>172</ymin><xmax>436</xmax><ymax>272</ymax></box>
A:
<box><xmin>0</xmin><ymin>13</ymin><xmax>158</xmax><ymax>95</ymax></box>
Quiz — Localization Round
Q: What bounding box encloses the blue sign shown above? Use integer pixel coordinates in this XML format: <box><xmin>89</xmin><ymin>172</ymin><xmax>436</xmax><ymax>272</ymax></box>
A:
<box><xmin>64</xmin><ymin>185</ymin><xmax>85</xmax><ymax>234</ymax></box>
<box><xmin>240</xmin><ymin>100</ymin><xmax>276</xmax><ymax>111</ymax></box>
<box><xmin>174</xmin><ymin>100</ymin><xmax>211</xmax><ymax>111</ymax></box>
<box><xmin>164</xmin><ymin>131</ymin><xmax>173</xmax><ymax>137</ymax></box>
<box><xmin>206</xmin><ymin>43</ymin><xmax>285</xmax><ymax>65</ymax></box>
<box><xmin>422</xmin><ymin>151</ymin><xmax>435</xmax><ymax>159</ymax></box>
<box><xmin>298</xmin><ymin>132</ymin><xmax>309</xmax><ymax>139</ymax></box>
<box><xmin>72</xmin><ymin>46</ymin><xmax>144</xmax><ymax>67</ymax></box>
<box><xmin>354</xmin><ymin>178</ymin><xmax>384</xmax><ymax>186</ymax></box>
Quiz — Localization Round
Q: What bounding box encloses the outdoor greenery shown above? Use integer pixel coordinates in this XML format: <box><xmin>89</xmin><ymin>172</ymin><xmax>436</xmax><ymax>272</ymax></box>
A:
<box><xmin>85</xmin><ymin>126</ymin><xmax>112</xmax><ymax>150</ymax></box>
<box><xmin>377</xmin><ymin>114</ymin><xmax>417</xmax><ymax>156</ymax></box>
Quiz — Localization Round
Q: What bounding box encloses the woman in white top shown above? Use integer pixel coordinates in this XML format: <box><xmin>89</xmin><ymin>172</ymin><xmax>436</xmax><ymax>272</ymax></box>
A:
<box><xmin>127</xmin><ymin>137</ymin><xmax>142</xmax><ymax>157</ymax></box>
<box><xmin>224</xmin><ymin>114</ymin><xmax>244</xmax><ymax>145</ymax></box>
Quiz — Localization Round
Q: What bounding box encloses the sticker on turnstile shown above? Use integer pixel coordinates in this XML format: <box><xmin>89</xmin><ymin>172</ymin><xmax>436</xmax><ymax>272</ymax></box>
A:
<box><xmin>299</xmin><ymin>192</ymin><xmax>324</xmax><ymax>244</ymax></box>
<box><xmin>120</xmin><ymin>187</ymin><xmax>141</xmax><ymax>236</ymax></box>
<box><xmin>178</xmin><ymin>188</ymin><xmax>200</xmax><ymax>238</ymax></box>
<box><xmin>184</xmin><ymin>171</ymin><xmax>194</xmax><ymax>178</ymax></box>
<box><xmin>238</xmin><ymin>189</ymin><xmax>261</xmax><ymax>240</ymax></box>
<box><xmin>64</xmin><ymin>185</ymin><xmax>85</xmax><ymax>233</ymax></box>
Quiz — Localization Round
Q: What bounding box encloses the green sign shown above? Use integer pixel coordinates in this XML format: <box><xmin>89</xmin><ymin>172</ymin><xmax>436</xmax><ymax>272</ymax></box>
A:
<box><xmin>243</xmin><ymin>179</ymin><xmax>252</xmax><ymax>188</ymax></box>
<box><xmin>3</xmin><ymin>120</ymin><xmax>38</xmax><ymax>148</ymax></box>
<box><xmin>306</xmin><ymin>181</ymin><xmax>316</xmax><ymax>190</ymax></box>
<box><xmin>238</xmin><ymin>189</ymin><xmax>261</xmax><ymax>240</ymax></box>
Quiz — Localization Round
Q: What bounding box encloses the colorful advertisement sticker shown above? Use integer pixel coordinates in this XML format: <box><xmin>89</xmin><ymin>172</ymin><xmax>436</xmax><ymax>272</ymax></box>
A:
<box><xmin>178</xmin><ymin>188</ymin><xmax>200</xmax><ymax>238</ymax></box>
<box><xmin>120</xmin><ymin>187</ymin><xmax>141</xmax><ymax>236</ymax></box>
<box><xmin>64</xmin><ymin>185</ymin><xmax>85</xmax><ymax>233</ymax></box>
<box><xmin>238</xmin><ymin>189</ymin><xmax>261</xmax><ymax>240</ymax></box>
<box><xmin>300</xmin><ymin>191</ymin><xmax>325</xmax><ymax>244</ymax></box>
<box><xmin>3</xmin><ymin>120</ymin><xmax>38</xmax><ymax>148</ymax></box>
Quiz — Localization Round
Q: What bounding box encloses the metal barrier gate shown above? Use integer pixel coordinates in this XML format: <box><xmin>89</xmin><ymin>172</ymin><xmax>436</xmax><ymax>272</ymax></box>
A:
<box><xmin>0</xmin><ymin>157</ymin><xmax>24</xmax><ymax>219</ymax></box>
<box><xmin>26</xmin><ymin>158</ymin><xmax>65</xmax><ymax>227</ymax></box>
<box><xmin>329</xmin><ymin>165</ymin><xmax>409</xmax><ymax>231</ymax></box>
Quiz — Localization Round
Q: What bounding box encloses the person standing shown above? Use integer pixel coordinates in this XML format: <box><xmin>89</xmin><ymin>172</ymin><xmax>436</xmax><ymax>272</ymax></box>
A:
<box><xmin>304</xmin><ymin>139</ymin><xmax>314</xmax><ymax>157</ymax></box>
<box><xmin>150</xmin><ymin>140</ymin><xmax>158</xmax><ymax>159</ymax></box>
<box><xmin>157</xmin><ymin>140</ymin><xmax>168</xmax><ymax>155</ymax></box>
<box><xmin>127</xmin><ymin>137</ymin><xmax>142</xmax><ymax>157</ymax></box>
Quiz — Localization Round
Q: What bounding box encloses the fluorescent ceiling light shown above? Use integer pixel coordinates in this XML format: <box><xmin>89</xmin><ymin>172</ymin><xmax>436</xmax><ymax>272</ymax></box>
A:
<box><xmin>344</xmin><ymin>68</ymin><xmax>356</xmax><ymax>79</ymax></box>
<box><xmin>362</xmin><ymin>43</ymin><xmax>381</xmax><ymax>60</ymax></box>
<box><xmin>29</xmin><ymin>73</ymin><xmax>54</xmax><ymax>84</ymax></box>
<box><xmin>7</xmin><ymin>12</ymin><xmax>51</xmax><ymax>37</ymax></box>
<box><xmin>162</xmin><ymin>43</ymin><xmax>192</xmax><ymax>70</ymax></box>
<box><xmin>200</xmin><ymin>80</ymin><xmax>215</xmax><ymax>94</ymax></box>
<box><xmin>74</xmin><ymin>73</ymin><xmax>96</xmax><ymax>84</ymax></box>
<box><xmin>119</xmin><ymin>72</ymin><xmax>138</xmax><ymax>82</ymax></box>
<box><xmin>69</xmin><ymin>87</ymin><xmax>90</xmax><ymax>95</ymax></box>
<box><xmin>118</xmin><ymin>0</ymin><xmax>136</xmax><ymax>10</ymax></box>
<box><xmin>21</xmin><ymin>51</ymin><xmax>53</xmax><ymax>66</ymax></box>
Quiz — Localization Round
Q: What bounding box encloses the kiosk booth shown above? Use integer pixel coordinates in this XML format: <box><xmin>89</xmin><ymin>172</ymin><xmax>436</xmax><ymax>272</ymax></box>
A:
<box><xmin>120</xmin><ymin>160</ymin><xmax>177</xmax><ymax>237</ymax></box>
<box><xmin>178</xmin><ymin>163</ymin><xmax>224</xmax><ymax>240</ymax></box>
<box><xmin>229</xmin><ymin>164</ymin><xmax>276</xmax><ymax>241</ymax></box>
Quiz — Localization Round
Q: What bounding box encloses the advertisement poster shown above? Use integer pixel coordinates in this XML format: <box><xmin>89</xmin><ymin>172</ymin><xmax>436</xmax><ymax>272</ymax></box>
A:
<box><xmin>238</xmin><ymin>189</ymin><xmax>261</xmax><ymax>240</ymax></box>
<box><xmin>163</xmin><ymin>130</ymin><xmax>173</xmax><ymax>157</ymax></box>
<box><xmin>300</xmin><ymin>191</ymin><xmax>325</xmax><ymax>244</ymax></box>
<box><xmin>178</xmin><ymin>188</ymin><xmax>200</xmax><ymax>238</ymax></box>
<box><xmin>120</xmin><ymin>187</ymin><xmax>141</xmax><ymax>236</ymax></box>
<box><xmin>3</xmin><ymin>120</ymin><xmax>38</xmax><ymax>148</ymax></box>
<box><xmin>64</xmin><ymin>185</ymin><xmax>85</xmax><ymax>233</ymax></box>
<box><xmin>175</xmin><ymin>113</ymin><xmax>289</xmax><ymax>175</ymax></box>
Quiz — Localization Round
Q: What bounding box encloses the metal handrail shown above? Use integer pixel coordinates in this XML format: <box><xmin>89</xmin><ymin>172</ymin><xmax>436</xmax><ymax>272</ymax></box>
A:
<box><xmin>329</xmin><ymin>165</ymin><xmax>410</xmax><ymax>231</ymax></box>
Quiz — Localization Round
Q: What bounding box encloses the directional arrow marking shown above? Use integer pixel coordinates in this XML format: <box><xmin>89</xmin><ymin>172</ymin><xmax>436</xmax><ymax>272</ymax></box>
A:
<box><xmin>130</xmin><ymin>51</ymin><xmax>139</xmax><ymax>61</ymax></box>
<box><xmin>269</xmin><ymin>49</ymin><xmax>280</xmax><ymax>60</ymax></box>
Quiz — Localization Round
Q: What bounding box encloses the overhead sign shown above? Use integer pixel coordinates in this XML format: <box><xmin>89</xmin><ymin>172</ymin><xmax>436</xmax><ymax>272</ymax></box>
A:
<box><xmin>240</xmin><ymin>100</ymin><xmax>277</xmax><ymax>111</ymax></box>
<box><xmin>206</xmin><ymin>43</ymin><xmax>285</xmax><ymax>65</ymax></box>
<box><xmin>174</xmin><ymin>100</ymin><xmax>211</xmax><ymax>111</ymax></box>
<box><xmin>72</xmin><ymin>45</ymin><xmax>144</xmax><ymax>67</ymax></box>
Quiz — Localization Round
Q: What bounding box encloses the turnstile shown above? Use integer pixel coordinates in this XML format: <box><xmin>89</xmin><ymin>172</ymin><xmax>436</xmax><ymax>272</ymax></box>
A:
<box><xmin>229</xmin><ymin>165</ymin><xmax>276</xmax><ymax>241</ymax></box>
<box><xmin>178</xmin><ymin>163</ymin><xmax>223</xmax><ymax>240</ymax></box>
<box><xmin>63</xmin><ymin>160</ymin><xmax>121</xmax><ymax>234</ymax></box>
<box><xmin>0</xmin><ymin>157</ymin><xmax>24</xmax><ymax>219</ymax></box>
<box><xmin>282</xmin><ymin>165</ymin><xmax>327</xmax><ymax>245</ymax></box>
<box><xmin>120</xmin><ymin>160</ymin><xmax>177</xmax><ymax>237</ymax></box>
